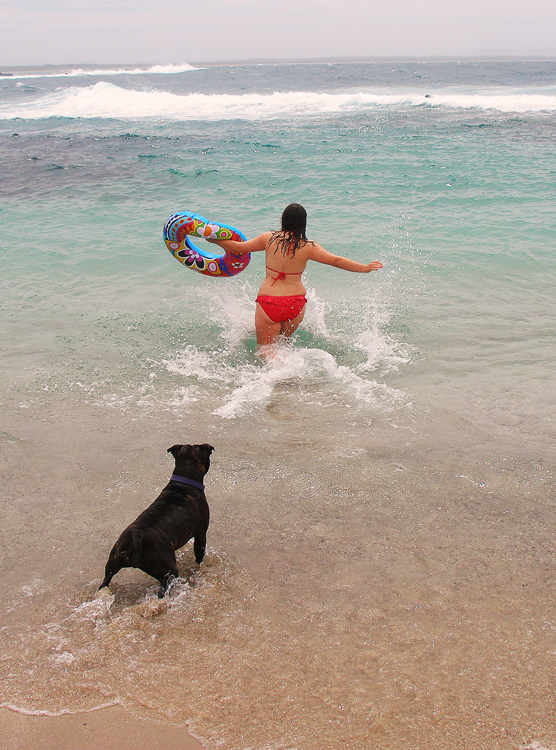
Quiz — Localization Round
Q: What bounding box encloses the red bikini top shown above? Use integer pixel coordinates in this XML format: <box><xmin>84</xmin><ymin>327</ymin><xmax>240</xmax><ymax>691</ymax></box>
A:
<box><xmin>266</xmin><ymin>266</ymin><xmax>303</xmax><ymax>285</ymax></box>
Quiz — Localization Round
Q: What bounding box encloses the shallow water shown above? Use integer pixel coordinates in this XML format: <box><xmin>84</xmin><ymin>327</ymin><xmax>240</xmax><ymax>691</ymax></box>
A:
<box><xmin>1</xmin><ymin>59</ymin><xmax>556</xmax><ymax>749</ymax></box>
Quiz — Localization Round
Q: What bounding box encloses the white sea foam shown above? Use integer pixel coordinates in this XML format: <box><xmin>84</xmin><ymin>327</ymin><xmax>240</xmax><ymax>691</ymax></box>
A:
<box><xmin>159</xmin><ymin>340</ymin><xmax>408</xmax><ymax>420</ymax></box>
<box><xmin>209</xmin><ymin>346</ymin><xmax>408</xmax><ymax>419</ymax></box>
<box><xmin>200</xmin><ymin>284</ymin><xmax>256</xmax><ymax>351</ymax></box>
<box><xmin>163</xmin><ymin>345</ymin><xmax>233</xmax><ymax>383</ymax></box>
<box><xmin>354</xmin><ymin>329</ymin><xmax>415</xmax><ymax>375</ymax></box>
<box><xmin>7</xmin><ymin>63</ymin><xmax>199</xmax><ymax>80</ymax></box>
<box><xmin>51</xmin><ymin>651</ymin><xmax>76</xmax><ymax>665</ymax></box>
<box><xmin>2</xmin><ymin>81</ymin><xmax>556</xmax><ymax>120</ymax></box>
<box><xmin>20</xmin><ymin>577</ymin><xmax>50</xmax><ymax>598</ymax></box>
<box><xmin>304</xmin><ymin>287</ymin><xmax>330</xmax><ymax>338</ymax></box>
<box><xmin>72</xmin><ymin>589</ymin><xmax>115</xmax><ymax>626</ymax></box>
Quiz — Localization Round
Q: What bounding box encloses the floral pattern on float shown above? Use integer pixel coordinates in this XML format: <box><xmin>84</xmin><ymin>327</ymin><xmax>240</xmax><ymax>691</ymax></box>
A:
<box><xmin>164</xmin><ymin>211</ymin><xmax>250</xmax><ymax>277</ymax></box>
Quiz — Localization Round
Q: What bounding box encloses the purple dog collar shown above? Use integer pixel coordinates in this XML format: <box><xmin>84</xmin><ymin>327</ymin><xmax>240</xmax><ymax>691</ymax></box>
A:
<box><xmin>170</xmin><ymin>474</ymin><xmax>205</xmax><ymax>491</ymax></box>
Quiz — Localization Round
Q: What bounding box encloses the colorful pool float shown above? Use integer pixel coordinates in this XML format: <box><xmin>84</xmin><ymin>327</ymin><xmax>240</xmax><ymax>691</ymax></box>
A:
<box><xmin>164</xmin><ymin>211</ymin><xmax>250</xmax><ymax>277</ymax></box>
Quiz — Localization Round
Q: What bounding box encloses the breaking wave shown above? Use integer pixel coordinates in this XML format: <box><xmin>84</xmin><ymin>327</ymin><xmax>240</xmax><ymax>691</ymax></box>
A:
<box><xmin>6</xmin><ymin>63</ymin><xmax>199</xmax><ymax>80</ymax></box>
<box><xmin>2</xmin><ymin>81</ymin><xmax>556</xmax><ymax>120</ymax></box>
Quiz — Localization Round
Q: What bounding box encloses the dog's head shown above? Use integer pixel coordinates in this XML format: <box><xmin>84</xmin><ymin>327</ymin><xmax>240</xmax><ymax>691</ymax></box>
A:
<box><xmin>167</xmin><ymin>443</ymin><xmax>214</xmax><ymax>479</ymax></box>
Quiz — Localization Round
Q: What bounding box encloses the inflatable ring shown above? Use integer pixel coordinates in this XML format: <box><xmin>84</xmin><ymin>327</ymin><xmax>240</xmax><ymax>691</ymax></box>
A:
<box><xmin>164</xmin><ymin>211</ymin><xmax>250</xmax><ymax>278</ymax></box>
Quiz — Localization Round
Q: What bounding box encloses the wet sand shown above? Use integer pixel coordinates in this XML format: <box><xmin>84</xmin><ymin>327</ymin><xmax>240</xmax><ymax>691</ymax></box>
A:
<box><xmin>0</xmin><ymin>706</ymin><xmax>204</xmax><ymax>750</ymax></box>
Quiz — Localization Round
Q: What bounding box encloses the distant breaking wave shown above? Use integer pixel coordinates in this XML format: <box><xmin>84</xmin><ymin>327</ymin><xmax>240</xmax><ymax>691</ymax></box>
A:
<box><xmin>6</xmin><ymin>63</ymin><xmax>199</xmax><ymax>80</ymax></box>
<box><xmin>2</xmin><ymin>81</ymin><xmax>556</xmax><ymax>120</ymax></box>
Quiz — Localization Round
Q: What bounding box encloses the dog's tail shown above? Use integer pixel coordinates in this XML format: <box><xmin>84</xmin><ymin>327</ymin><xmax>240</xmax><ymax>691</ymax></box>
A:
<box><xmin>98</xmin><ymin>528</ymin><xmax>144</xmax><ymax>591</ymax></box>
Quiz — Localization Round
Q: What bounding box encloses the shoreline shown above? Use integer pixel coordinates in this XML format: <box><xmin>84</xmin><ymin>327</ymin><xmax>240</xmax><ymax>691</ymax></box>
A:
<box><xmin>0</xmin><ymin>705</ymin><xmax>204</xmax><ymax>750</ymax></box>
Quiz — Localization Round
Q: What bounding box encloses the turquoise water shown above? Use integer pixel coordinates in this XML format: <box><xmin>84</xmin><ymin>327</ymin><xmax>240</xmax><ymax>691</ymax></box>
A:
<box><xmin>1</xmin><ymin>60</ymin><xmax>556</xmax><ymax>749</ymax></box>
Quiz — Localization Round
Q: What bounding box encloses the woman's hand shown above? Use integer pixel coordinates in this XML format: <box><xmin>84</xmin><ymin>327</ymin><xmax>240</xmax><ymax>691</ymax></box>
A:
<box><xmin>206</xmin><ymin>238</ymin><xmax>243</xmax><ymax>254</ymax></box>
<box><xmin>364</xmin><ymin>261</ymin><xmax>383</xmax><ymax>272</ymax></box>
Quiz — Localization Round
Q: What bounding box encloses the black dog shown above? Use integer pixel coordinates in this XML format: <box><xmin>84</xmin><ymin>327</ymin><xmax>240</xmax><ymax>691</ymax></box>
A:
<box><xmin>99</xmin><ymin>443</ymin><xmax>213</xmax><ymax>596</ymax></box>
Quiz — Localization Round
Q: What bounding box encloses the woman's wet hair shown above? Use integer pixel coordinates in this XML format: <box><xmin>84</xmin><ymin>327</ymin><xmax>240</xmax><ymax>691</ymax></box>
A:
<box><xmin>271</xmin><ymin>203</ymin><xmax>312</xmax><ymax>257</ymax></box>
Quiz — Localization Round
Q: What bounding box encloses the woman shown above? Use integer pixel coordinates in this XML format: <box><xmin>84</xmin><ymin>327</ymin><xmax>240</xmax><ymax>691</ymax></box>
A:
<box><xmin>210</xmin><ymin>204</ymin><xmax>382</xmax><ymax>356</ymax></box>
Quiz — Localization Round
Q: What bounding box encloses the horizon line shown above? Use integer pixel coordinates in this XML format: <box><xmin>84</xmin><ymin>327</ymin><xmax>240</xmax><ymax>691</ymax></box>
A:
<box><xmin>1</xmin><ymin>53</ymin><xmax>556</xmax><ymax>70</ymax></box>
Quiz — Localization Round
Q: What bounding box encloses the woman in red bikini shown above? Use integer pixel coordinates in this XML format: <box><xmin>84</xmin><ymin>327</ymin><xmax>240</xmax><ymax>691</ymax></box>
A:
<box><xmin>209</xmin><ymin>203</ymin><xmax>383</xmax><ymax>356</ymax></box>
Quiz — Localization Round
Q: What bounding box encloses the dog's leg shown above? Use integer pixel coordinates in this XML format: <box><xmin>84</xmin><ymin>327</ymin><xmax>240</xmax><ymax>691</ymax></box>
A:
<box><xmin>144</xmin><ymin>553</ymin><xmax>179</xmax><ymax>598</ymax></box>
<box><xmin>193</xmin><ymin>532</ymin><xmax>207</xmax><ymax>565</ymax></box>
<box><xmin>98</xmin><ymin>574</ymin><xmax>114</xmax><ymax>591</ymax></box>
<box><xmin>158</xmin><ymin>571</ymin><xmax>178</xmax><ymax>598</ymax></box>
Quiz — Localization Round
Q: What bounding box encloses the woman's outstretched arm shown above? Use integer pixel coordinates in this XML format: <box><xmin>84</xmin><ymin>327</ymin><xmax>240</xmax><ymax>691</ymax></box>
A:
<box><xmin>208</xmin><ymin>232</ymin><xmax>271</xmax><ymax>255</ymax></box>
<box><xmin>308</xmin><ymin>243</ymin><xmax>382</xmax><ymax>273</ymax></box>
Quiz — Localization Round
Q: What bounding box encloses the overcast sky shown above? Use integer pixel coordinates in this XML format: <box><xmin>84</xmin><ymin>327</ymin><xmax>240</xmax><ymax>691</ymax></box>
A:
<box><xmin>1</xmin><ymin>0</ymin><xmax>556</xmax><ymax>66</ymax></box>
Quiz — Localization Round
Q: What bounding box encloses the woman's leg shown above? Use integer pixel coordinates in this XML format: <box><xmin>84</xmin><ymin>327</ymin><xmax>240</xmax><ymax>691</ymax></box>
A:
<box><xmin>280</xmin><ymin>307</ymin><xmax>305</xmax><ymax>338</ymax></box>
<box><xmin>255</xmin><ymin>303</ymin><xmax>282</xmax><ymax>349</ymax></box>
<box><xmin>255</xmin><ymin>303</ymin><xmax>306</xmax><ymax>354</ymax></box>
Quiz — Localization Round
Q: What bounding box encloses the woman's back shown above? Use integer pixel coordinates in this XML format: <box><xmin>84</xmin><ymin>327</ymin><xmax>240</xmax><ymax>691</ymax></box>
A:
<box><xmin>259</xmin><ymin>231</ymin><xmax>311</xmax><ymax>296</ymax></box>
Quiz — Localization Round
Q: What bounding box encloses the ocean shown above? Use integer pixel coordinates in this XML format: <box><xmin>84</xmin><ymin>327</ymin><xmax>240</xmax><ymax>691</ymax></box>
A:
<box><xmin>1</xmin><ymin>58</ymin><xmax>555</xmax><ymax>749</ymax></box>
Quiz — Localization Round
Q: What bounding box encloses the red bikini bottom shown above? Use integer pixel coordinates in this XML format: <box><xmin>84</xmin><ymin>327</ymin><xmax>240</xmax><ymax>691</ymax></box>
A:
<box><xmin>256</xmin><ymin>295</ymin><xmax>307</xmax><ymax>323</ymax></box>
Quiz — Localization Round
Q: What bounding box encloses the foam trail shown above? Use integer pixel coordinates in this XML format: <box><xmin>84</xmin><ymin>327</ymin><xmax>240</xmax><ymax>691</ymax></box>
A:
<box><xmin>0</xmin><ymin>701</ymin><xmax>120</xmax><ymax>717</ymax></box>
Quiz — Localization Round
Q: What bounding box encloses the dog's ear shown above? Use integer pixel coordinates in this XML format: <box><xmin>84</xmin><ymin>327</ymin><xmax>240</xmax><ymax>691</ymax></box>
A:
<box><xmin>200</xmin><ymin>444</ymin><xmax>214</xmax><ymax>455</ymax></box>
<box><xmin>167</xmin><ymin>444</ymin><xmax>185</xmax><ymax>457</ymax></box>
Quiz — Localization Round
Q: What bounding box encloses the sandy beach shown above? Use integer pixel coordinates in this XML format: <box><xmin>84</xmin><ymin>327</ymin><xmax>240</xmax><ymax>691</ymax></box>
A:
<box><xmin>0</xmin><ymin>706</ymin><xmax>204</xmax><ymax>750</ymax></box>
